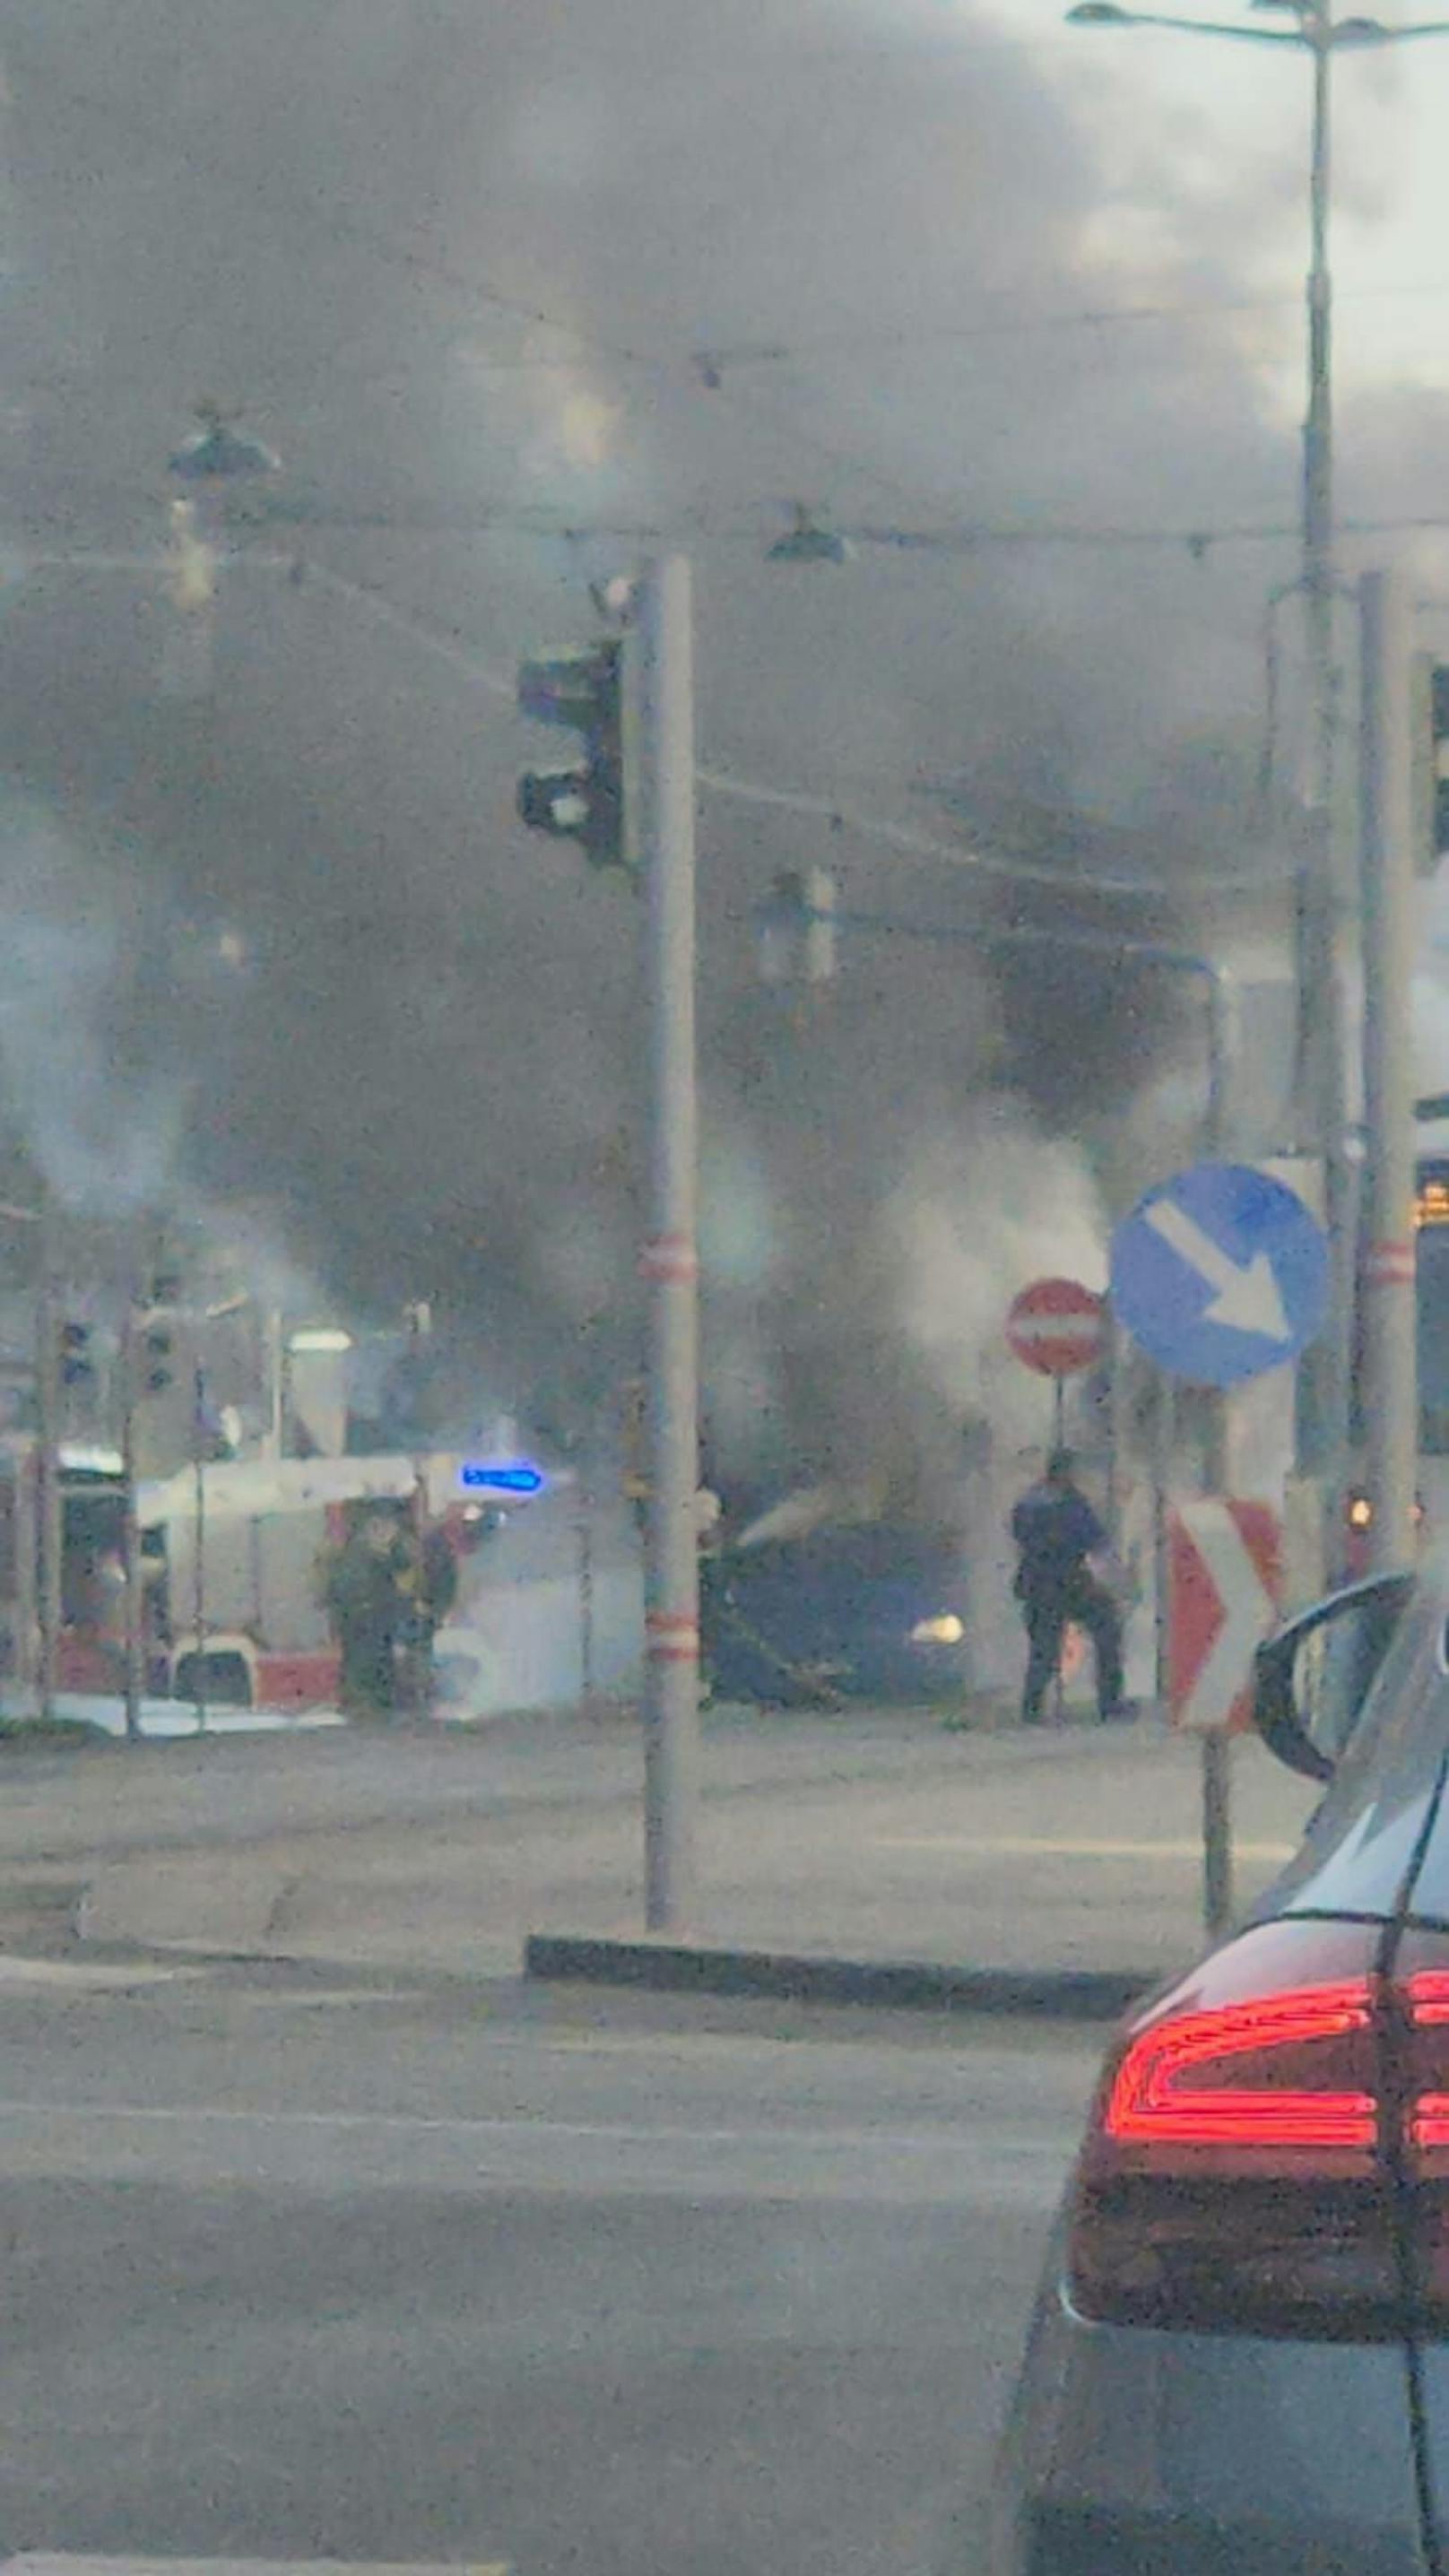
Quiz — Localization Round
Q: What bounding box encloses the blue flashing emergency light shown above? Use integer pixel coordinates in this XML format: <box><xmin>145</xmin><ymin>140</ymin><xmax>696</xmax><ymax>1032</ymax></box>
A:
<box><xmin>459</xmin><ymin>1460</ymin><xmax>547</xmax><ymax>1496</ymax></box>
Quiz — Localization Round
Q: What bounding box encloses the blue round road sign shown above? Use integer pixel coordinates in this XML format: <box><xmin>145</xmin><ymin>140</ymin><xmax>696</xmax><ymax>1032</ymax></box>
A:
<box><xmin>1110</xmin><ymin>1161</ymin><xmax>1329</xmax><ymax>1389</ymax></box>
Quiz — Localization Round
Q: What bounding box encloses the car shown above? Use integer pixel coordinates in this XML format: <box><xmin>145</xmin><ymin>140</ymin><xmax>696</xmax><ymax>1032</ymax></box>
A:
<box><xmin>699</xmin><ymin>1516</ymin><xmax>971</xmax><ymax>1706</ymax></box>
<box><xmin>988</xmin><ymin>1550</ymin><xmax>1449</xmax><ymax>2576</ymax></box>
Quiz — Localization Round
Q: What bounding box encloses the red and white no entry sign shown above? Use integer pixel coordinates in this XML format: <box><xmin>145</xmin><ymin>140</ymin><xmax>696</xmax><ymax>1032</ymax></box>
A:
<box><xmin>1005</xmin><ymin>1278</ymin><xmax>1107</xmax><ymax>1379</ymax></box>
<box><xmin>1168</xmin><ymin>1499</ymin><xmax>1282</xmax><ymax>1735</ymax></box>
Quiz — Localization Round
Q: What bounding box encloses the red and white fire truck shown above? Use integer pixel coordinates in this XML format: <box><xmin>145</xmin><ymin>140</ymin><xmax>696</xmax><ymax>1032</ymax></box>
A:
<box><xmin>0</xmin><ymin>1445</ymin><xmax>507</xmax><ymax>1709</ymax></box>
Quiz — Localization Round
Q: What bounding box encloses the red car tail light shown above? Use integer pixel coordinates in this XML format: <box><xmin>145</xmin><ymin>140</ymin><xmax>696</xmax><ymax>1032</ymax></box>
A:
<box><xmin>1403</xmin><ymin>1969</ymin><xmax>1449</xmax><ymax>2157</ymax></box>
<box><xmin>1384</xmin><ymin>1951</ymin><xmax>1449</xmax><ymax>2316</ymax></box>
<box><xmin>1068</xmin><ymin>1921</ymin><xmax>1399</xmax><ymax>2336</ymax></box>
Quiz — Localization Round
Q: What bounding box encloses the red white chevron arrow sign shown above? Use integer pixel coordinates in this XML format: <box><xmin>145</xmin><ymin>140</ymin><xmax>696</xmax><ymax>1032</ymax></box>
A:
<box><xmin>1168</xmin><ymin>1499</ymin><xmax>1282</xmax><ymax>1735</ymax></box>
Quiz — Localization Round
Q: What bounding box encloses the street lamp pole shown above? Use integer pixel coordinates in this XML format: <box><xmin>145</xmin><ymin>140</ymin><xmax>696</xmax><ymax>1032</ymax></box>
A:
<box><xmin>1298</xmin><ymin>0</ymin><xmax>1352</xmax><ymax>1540</ymax></box>
<box><xmin>1066</xmin><ymin>0</ymin><xmax>1449</xmax><ymax>1545</ymax></box>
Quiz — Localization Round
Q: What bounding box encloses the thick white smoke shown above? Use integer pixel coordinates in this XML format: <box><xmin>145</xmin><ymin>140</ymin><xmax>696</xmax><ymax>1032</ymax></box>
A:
<box><xmin>884</xmin><ymin>1106</ymin><xmax>1107</xmax><ymax>1462</ymax></box>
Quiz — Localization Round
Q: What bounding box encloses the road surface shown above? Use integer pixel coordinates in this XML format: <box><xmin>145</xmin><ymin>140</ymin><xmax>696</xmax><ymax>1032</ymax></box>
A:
<box><xmin>0</xmin><ymin>1956</ymin><xmax>1098</xmax><ymax>2576</ymax></box>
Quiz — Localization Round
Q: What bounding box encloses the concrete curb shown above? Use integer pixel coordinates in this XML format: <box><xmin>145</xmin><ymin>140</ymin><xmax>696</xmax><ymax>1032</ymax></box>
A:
<box><xmin>524</xmin><ymin>1933</ymin><xmax>1159</xmax><ymax>2020</ymax></box>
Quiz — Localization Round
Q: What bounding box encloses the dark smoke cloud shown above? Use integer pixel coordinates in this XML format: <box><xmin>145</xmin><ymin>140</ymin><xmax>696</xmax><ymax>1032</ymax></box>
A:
<box><xmin>0</xmin><ymin>0</ymin><xmax>1401</xmax><ymax>1485</ymax></box>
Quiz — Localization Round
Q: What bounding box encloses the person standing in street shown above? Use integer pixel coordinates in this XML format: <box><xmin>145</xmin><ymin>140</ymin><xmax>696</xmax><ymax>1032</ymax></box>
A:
<box><xmin>317</xmin><ymin>1511</ymin><xmax>412</xmax><ymax>1722</ymax></box>
<box><xmin>1010</xmin><ymin>1448</ymin><xmax>1126</xmax><ymax>1726</ymax></box>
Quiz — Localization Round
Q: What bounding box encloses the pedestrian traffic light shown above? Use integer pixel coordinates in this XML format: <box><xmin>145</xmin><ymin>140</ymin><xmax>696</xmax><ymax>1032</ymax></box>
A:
<box><xmin>59</xmin><ymin>1322</ymin><xmax>94</xmax><ymax>1389</ymax></box>
<box><xmin>516</xmin><ymin>638</ymin><xmax>635</xmax><ymax>871</ymax></box>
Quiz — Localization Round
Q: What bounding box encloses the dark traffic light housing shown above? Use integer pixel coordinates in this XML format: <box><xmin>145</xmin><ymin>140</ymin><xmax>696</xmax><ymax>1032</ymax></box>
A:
<box><xmin>140</xmin><ymin>1323</ymin><xmax>174</xmax><ymax>1394</ymax></box>
<box><xmin>516</xmin><ymin>638</ymin><xmax>634</xmax><ymax>871</ymax></box>
<box><xmin>59</xmin><ymin>1322</ymin><xmax>94</xmax><ymax>1389</ymax></box>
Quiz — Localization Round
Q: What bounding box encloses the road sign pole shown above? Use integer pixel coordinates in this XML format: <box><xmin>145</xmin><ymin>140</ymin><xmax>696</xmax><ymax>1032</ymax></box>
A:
<box><xmin>638</xmin><ymin>555</ymin><xmax>701</xmax><ymax>1934</ymax></box>
<box><xmin>1202</xmin><ymin>1730</ymin><xmax>1232</xmax><ymax>1937</ymax></box>
<box><xmin>1360</xmin><ymin>567</ymin><xmax>1419</xmax><ymax>1577</ymax></box>
<box><xmin>1152</xmin><ymin>1369</ymin><xmax>1174</xmax><ymax>1712</ymax></box>
<box><xmin>1201</xmin><ymin>1199</ymin><xmax>1234</xmax><ymax>1942</ymax></box>
<box><xmin>1168</xmin><ymin>1497</ymin><xmax>1282</xmax><ymax>1938</ymax></box>
<box><xmin>1113</xmin><ymin>1162</ymin><xmax>1328</xmax><ymax>1943</ymax></box>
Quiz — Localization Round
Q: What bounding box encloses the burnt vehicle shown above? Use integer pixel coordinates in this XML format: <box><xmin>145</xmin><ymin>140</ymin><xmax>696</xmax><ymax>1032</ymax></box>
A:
<box><xmin>701</xmin><ymin>1498</ymin><xmax>971</xmax><ymax>1706</ymax></box>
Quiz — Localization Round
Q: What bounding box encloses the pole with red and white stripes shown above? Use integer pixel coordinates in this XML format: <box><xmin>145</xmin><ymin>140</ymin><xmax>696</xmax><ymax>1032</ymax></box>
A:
<box><xmin>1360</xmin><ymin>566</ymin><xmax>1419</xmax><ymax>1576</ymax></box>
<box><xmin>638</xmin><ymin>556</ymin><xmax>701</xmax><ymax>1931</ymax></box>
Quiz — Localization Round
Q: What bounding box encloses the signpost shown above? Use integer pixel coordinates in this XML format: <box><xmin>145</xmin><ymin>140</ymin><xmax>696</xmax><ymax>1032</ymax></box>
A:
<box><xmin>1110</xmin><ymin>1162</ymin><xmax>1328</xmax><ymax>1392</ymax></box>
<box><xmin>1111</xmin><ymin>1163</ymin><xmax>1327</xmax><ymax>1936</ymax></box>
<box><xmin>1006</xmin><ymin>1277</ymin><xmax>1106</xmax><ymax>1453</ymax></box>
<box><xmin>1006</xmin><ymin>1278</ymin><xmax>1106</xmax><ymax>1381</ymax></box>
<box><xmin>1168</xmin><ymin>1501</ymin><xmax>1282</xmax><ymax>1736</ymax></box>
<box><xmin>1007</xmin><ymin>1279</ymin><xmax>1107</xmax><ymax>1719</ymax></box>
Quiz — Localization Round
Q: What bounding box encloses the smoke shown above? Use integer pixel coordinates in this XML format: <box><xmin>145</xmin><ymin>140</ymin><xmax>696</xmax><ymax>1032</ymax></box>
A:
<box><xmin>885</xmin><ymin>1106</ymin><xmax>1108</xmax><ymax>1466</ymax></box>
<box><xmin>0</xmin><ymin>795</ymin><xmax>198</xmax><ymax>1217</ymax></box>
<box><xmin>0</xmin><ymin>0</ymin><xmax>1431</xmax><ymax>1480</ymax></box>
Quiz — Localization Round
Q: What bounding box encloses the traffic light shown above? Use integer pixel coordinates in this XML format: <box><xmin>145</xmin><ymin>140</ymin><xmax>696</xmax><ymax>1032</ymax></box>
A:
<box><xmin>516</xmin><ymin>638</ymin><xmax>635</xmax><ymax>870</ymax></box>
<box><xmin>140</xmin><ymin>1322</ymin><xmax>174</xmax><ymax>1395</ymax></box>
<box><xmin>59</xmin><ymin>1322</ymin><xmax>94</xmax><ymax>1389</ymax></box>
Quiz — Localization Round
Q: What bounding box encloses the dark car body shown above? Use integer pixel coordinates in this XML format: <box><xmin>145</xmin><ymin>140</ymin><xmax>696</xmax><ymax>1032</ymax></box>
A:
<box><xmin>989</xmin><ymin>1552</ymin><xmax>1449</xmax><ymax>2576</ymax></box>
<box><xmin>701</xmin><ymin>1519</ymin><xmax>969</xmax><ymax>1705</ymax></box>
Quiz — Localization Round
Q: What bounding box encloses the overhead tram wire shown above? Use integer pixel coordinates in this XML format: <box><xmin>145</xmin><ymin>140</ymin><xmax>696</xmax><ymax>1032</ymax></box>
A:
<box><xmin>19</xmin><ymin>49</ymin><xmax>1448</xmax><ymax>561</ymax></box>
<box><xmin>4</xmin><ymin>48</ymin><xmax>950</xmax><ymax>535</ymax></box>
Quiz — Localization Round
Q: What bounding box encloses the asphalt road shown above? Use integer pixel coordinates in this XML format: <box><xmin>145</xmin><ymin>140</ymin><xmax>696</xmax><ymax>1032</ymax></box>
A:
<box><xmin>0</xmin><ymin>1958</ymin><xmax>1100</xmax><ymax>2576</ymax></box>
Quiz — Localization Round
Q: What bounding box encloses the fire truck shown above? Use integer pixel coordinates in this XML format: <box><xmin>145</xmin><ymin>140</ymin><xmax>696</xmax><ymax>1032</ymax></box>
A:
<box><xmin>1</xmin><ymin>1445</ymin><xmax>504</xmax><ymax>1709</ymax></box>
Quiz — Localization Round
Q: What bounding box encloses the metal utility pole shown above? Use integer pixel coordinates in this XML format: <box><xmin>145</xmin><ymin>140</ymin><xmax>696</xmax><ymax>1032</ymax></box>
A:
<box><xmin>120</xmin><ymin>1299</ymin><xmax>143</xmax><ymax>1744</ymax></box>
<box><xmin>403</xmin><ymin>1298</ymin><xmax>433</xmax><ymax>1719</ymax></box>
<box><xmin>33</xmin><ymin>1200</ymin><xmax>62</xmax><ymax>1722</ymax></box>
<box><xmin>1359</xmin><ymin>567</ymin><xmax>1419</xmax><ymax>1573</ymax></box>
<box><xmin>577</xmin><ymin>1487</ymin><xmax>596</xmax><ymax>1712</ymax></box>
<box><xmin>192</xmin><ymin>1358</ymin><xmax>208</xmax><ymax>1731</ymax></box>
<box><xmin>1066</xmin><ymin>0</ymin><xmax>1449</xmax><ymax>1547</ymax></box>
<box><xmin>1296</xmin><ymin>0</ymin><xmax>1355</xmax><ymax>1539</ymax></box>
<box><xmin>1199</xmin><ymin>1032</ymin><xmax>1233</xmax><ymax>1939</ymax></box>
<box><xmin>637</xmin><ymin>555</ymin><xmax>701</xmax><ymax>1934</ymax></box>
<box><xmin>265</xmin><ymin>1307</ymin><xmax>286</xmax><ymax>1461</ymax></box>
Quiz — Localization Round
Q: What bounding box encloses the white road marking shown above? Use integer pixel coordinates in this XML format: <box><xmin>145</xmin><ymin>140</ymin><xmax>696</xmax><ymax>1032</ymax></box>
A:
<box><xmin>0</xmin><ymin>1957</ymin><xmax>203</xmax><ymax>1990</ymax></box>
<box><xmin>872</xmin><ymin>1833</ymin><xmax>1296</xmax><ymax>1861</ymax></box>
<box><xmin>227</xmin><ymin>1988</ymin><xmax>424</xmax><ymax>2011</ymax></box>
<box><xmin>5</xmin><ymin>2560</ymin><xmax>509</xmax><ymax>2576</ymax></box>
<box><xmin>0</xmin><ymin>2096</ymin><xmax>1075</xmax><ymax>2210</ymax></box>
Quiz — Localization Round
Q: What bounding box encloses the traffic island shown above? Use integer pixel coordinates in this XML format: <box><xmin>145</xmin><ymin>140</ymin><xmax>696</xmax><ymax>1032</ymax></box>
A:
<box><xmin>523</xmin><ymin>1932</ymin><xmax>1158</xmax><ymax>2018</ymax></box>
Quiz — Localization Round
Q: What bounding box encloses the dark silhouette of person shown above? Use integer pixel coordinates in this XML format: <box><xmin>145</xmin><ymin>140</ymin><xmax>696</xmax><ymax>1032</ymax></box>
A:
<box><xmin>1011</xmin><ymin>1449</ymin><xmax>1125</xmax><ymax>1725</ymax></box>
<box><xmin>321</xmin><ymin>1514</ymin><xmax>412</xmax><ymax>1720</ymax></box>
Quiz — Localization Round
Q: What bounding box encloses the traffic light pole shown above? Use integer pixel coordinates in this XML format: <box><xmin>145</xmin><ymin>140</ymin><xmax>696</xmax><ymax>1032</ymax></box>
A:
<box><xmin>638</xmin><ymin>556</ymin><xmax>701</xmax><ymax>1934</ymax></box>
<box><xmin>1359</xmin><ymin>567</ymin><xmax>1419</xmax><ymax>1575</ymax></box>
<box><xmin>120</xmin><ymin>1300</ymin><xmax>143</xmax><ymax>1744</ymax></box>
<box><xmin>33</xmin><ymin>1197</ymin><xmax>61</xmax><ymax>1722</ymax></box>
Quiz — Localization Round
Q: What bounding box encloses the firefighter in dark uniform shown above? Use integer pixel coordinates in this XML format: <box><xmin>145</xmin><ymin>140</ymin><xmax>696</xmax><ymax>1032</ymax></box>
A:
<box><xmin>318</xmin><ymin>1513</ymin><xmax>412</xmax><ymax>1721</ymax></box>
<box><xmin>1011</xmin><ymin>1449</ymin><xmax>1125</xmax><ymax>1726</ymax></box>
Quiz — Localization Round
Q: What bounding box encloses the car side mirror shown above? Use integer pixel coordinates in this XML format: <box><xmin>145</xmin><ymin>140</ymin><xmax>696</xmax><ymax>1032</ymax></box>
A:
<box><xmin>1252</xmin><ymin>1571</ymin><xmax>1415</xmax><ymax>1782</ymax></box>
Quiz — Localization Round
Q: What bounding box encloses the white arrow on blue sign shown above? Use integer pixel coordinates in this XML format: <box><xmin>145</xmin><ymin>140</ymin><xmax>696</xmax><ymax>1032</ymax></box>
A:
<box><xmin>1110</xmin><ymin>1161</ymin><xmax>1329</xmax><ymax>1388</ymax></box>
